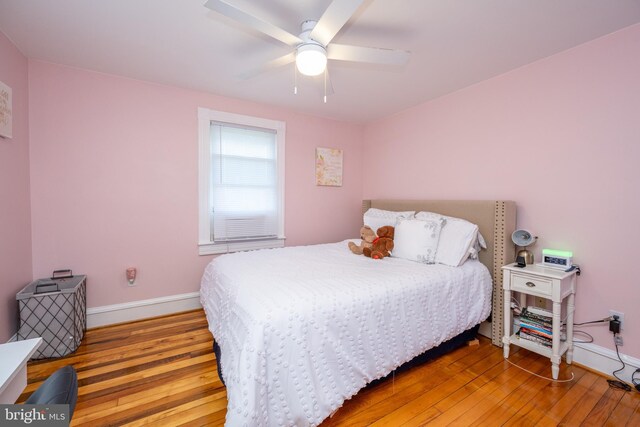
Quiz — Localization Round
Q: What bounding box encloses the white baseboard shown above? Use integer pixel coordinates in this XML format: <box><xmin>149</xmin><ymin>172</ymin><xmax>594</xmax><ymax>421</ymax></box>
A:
<box><xmin>479</xmin><ymin>321</ymin><xmax>638</xmax><ymax>383</ymax></box>
<box><xmin>86</xmin><ymin>292</ymin><xmax>202</xmax><ymax>329</ymax></box>
<box><xmin>573</xmin><ymin>342</ymin><xmax>640</xmax><ymax>383</ymax></box>
<box><xmin>478</xmin><ymin>321</ymin><xmax>491</xmax><ymax>339</ymax></box>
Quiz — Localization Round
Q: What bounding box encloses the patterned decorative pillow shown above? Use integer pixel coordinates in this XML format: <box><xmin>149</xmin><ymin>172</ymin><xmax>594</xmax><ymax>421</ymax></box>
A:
<box><xmin>392</xmin><ymin>217</ymin><xmax>445</xmax><ymax>264</ymax></box>
<box><xmin>363</xmin><ymin>208</ymin><xmax>415</xmax><ymax>233</ymax></box>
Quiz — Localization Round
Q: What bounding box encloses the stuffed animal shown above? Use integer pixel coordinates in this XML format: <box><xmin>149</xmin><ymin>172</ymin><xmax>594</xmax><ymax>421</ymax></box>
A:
<box><xmin>363</xmin><ymin>226</ymin><xmax>395</xmax><ymax>259</ymax></box>
<box><xmin>348</xmin><ymin>225</ymin><xmax>376</xmax><ymax>255</ymax></box>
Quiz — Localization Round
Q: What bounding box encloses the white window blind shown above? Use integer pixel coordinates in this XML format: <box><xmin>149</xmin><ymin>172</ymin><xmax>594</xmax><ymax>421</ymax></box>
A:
<box><xmin>210</xmin><ymin>122</ymin><xmax>279</xmax><ymax>242</ymax></box>
<box><xmin>198</xmin><ymin>108</ymin><xmax>285</xmax><ymax>255</ymax></box>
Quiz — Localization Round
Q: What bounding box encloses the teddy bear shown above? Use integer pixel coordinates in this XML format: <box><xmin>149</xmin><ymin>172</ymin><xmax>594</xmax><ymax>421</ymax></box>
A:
<box><xmin>348</xmin><ymin>225</ymin><xmax>376</xmax><ymax>255</ymax></box>
<box><xmin>363</xmin><ymin>226</ymin><xmax>395</xmax><ymax>259</ymax></box>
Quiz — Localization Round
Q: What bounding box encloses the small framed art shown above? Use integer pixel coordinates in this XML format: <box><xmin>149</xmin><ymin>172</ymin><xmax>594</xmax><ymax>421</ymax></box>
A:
<box><xmin>0</xmin><ymin>80</ymin><xmax>12</xmax><ymax>139</ymax></box>
<box><xmin>315</xmin><ymin>147</ymin><xmax>343</xmax><ymax>186</ymax></box>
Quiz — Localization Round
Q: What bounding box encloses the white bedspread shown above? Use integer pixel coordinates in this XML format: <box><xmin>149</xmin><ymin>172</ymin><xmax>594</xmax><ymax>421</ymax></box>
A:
<box><xmin>200</xmin><ymin>240</ymin><xmax>492</xmax><ymax>426</ymax></box>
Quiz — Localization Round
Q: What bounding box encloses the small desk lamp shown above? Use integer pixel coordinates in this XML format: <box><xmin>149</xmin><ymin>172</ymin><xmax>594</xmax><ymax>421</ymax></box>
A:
<box><xmin>511</xmin><ymin>229</ymin><xmax>537</xmax><ymax>265</ymax></box>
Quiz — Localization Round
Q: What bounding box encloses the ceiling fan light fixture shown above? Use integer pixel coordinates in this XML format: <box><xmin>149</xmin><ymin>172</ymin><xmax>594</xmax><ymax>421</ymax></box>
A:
<box><xmin>296</xmin><ymin>44</ymin><xmax>327</xmax><ymax>76</ymax></box>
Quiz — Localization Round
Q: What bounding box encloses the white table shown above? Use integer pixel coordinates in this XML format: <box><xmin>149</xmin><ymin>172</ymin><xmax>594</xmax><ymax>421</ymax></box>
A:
<box><xmin>502</xmin><ymin>263</ymin><xmax>577</xmax><ymax>380</ymax></box>
<box><xmin>0</xmin><ymin>338</ymin><xmax>43</xmax><ymax>403</ymax></box>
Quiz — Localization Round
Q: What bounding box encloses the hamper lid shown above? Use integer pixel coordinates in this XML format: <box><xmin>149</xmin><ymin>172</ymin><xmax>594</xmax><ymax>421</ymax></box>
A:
<box><xmin>16</xmin><ymin>275</ymin><xmax>86</xmax><ymax>300</ymax></box>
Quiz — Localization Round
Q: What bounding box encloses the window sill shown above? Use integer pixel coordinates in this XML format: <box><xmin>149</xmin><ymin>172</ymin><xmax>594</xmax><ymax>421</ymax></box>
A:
<box><xmin>198</xmin><ymin>238</ymin><xmax>285</xmax><ymax>255</ymax></box>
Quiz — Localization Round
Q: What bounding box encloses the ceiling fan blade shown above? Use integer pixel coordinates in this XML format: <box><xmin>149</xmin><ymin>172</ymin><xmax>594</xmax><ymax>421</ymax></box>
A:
<box><xmin>204</xmin><ymin>0</ymin><xmax>302</xmax><ymax>47</ymax></box>
<box><xmin>309</xmin><ymin>0</ymin><xmax>365</xmax><ymax>46</ymax></box>
<box><xmin>237</xmin><ymin>52</ymin><xmax>296</xmax><ymax>80</ymax></box>
<box><xmin>327</xmin><ymin>43</ymin><xmax>410</xmax><ymax>66</ymax></box>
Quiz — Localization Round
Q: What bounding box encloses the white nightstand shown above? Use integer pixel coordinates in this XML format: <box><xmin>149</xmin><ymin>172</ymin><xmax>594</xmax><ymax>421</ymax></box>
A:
<box><xmin>502</xmin><ymin>263</ymin><xmax>577</xmax><ymax>379</ymax></box>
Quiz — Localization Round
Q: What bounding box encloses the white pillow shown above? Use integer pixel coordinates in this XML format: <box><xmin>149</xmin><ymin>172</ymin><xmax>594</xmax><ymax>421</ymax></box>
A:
<box><xmin>392</xmin><ymin>217</ymin><xmax>444</xmax><ymax>264</ymax></box>
<box><xmin>363</xmin><ymin>208</ymin><xmax>415</xmax><ymax>233</ymax></box>
<box><xmin>478</xmin><ymin>232</ymin><xmax>487</xmax><ymax>249</ymax></box>
<box><xmin>468</xmin><ymin>232</ymin><xmax>488</xmax><ymax>260</ymax></box>
<box><xmin>415</xmin><ymin>211</ymin><xmax>479</xmax><ymax>266</ymax></box>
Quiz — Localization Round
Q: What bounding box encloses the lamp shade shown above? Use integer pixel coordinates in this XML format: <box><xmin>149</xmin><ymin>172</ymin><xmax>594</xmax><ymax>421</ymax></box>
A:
<box><xmin>296</xmin><ymin>44</ymin><xmax>327</xmax><ymax>76</ymax></box>
<box><xmin>511</xmin><ymin>229</ymin><xmax>536</xmax><ymax>247</ymax></box>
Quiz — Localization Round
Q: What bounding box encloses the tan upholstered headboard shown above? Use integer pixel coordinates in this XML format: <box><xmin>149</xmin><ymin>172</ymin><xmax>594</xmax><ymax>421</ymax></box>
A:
<box><xmin>362</xmin><ymin>200</ymin><xmax>516</xmax><ymax>346</ymax></box>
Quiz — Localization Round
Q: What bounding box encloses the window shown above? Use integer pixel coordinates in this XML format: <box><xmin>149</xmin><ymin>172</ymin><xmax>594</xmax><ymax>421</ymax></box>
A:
<box><xmin>198</xmin><ymin>108</ymin><xmax>285</xmax><ymax>255</ymax></box>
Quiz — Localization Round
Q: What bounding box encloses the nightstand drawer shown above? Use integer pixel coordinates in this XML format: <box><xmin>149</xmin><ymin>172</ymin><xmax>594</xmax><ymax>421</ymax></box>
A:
<box><xmin>511</xmin><ymin>274</ymin><xmax>552</xmax><ymax>296</ymax></box>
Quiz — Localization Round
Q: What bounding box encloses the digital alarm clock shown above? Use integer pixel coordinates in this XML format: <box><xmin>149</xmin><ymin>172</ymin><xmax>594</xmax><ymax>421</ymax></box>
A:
<box><xmin>541</xmin><ymin>248</ymin><xmax>573</xmax><ymax>269</ymax></box>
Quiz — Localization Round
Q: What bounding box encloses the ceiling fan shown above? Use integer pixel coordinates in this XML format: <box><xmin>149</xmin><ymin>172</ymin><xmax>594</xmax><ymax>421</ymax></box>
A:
<box><xmin>204</xmin><ymin>0</ymin><xmax>411</xmax><ymax>93</ymax></box>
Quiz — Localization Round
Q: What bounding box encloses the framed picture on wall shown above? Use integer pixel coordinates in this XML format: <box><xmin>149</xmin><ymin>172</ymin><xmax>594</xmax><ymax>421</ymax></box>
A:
<box><xmin>0</xmin><ymin>80</ymin><xmax>12</xmax><ymax>139</ymax></box>
<box><xmin>315</xmin><ymin>147</ymin><xmax>343</xmax><ymax>186</ymax></box>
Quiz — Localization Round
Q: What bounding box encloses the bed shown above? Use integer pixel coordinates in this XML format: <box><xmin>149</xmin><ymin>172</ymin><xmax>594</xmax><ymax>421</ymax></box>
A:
<box><xmin>200</xmin><ymin>200</ymin><xmax>516</xmax><ymax>426</ymax></box>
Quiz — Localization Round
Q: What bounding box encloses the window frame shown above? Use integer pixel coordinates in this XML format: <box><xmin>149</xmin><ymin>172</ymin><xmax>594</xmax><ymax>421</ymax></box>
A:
<box><xmin>198</xmin><ymin>107</ymin><xmax>286</xmax><ymax>255</ymax></box>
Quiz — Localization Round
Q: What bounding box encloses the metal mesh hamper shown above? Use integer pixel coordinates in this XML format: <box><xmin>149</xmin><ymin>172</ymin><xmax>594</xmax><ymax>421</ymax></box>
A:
<box><xmin>16</xmin><ymin>275</ymin><xmax>87</xmax><ymax>359</ymax></box>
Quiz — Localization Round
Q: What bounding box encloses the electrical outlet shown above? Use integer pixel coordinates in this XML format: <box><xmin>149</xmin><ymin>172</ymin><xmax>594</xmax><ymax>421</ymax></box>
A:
<box><xmin>615</xmin><ymin>335</ymin><xmax>623</xmax><ymax>346</ymax></box>
<box><xmin>609</xmin><ymin>310</ymin><xmax>624</xmax><ymax>330</ymax></box>
<box><xmin>535</xmin><ymin>297</ymin><xmax>546</xmax><ymax>308</ymax></box>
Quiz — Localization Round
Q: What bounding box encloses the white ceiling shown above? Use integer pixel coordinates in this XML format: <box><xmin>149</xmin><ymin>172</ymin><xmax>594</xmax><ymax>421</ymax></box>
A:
<box><xmin>1</xmin><ymin>0</ymin><xmax>639</xmax><ymax>122</ymax></box>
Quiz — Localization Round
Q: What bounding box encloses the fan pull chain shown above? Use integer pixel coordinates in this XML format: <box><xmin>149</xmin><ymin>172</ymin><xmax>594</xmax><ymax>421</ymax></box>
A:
<box><xmin>294</xmin><ymin>65</ymin><xmax>298</xmax><ymax>95</ymax></box>
<box><xmin>323</xmin><ymin>69</ymin><xmax>327</xmax><ymax>103</ymax></box>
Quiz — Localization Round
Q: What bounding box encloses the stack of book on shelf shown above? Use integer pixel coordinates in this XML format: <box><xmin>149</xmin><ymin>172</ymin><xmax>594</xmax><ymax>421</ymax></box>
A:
<box><xmin>518</xmin><ymin>306</ymin><xmax>553</xmax><ymax>347</ymax></box>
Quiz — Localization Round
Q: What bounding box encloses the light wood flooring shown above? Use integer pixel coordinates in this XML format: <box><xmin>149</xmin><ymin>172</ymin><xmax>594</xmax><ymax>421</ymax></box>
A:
<box><xmin>21</xmin><ymin>310</ymin><xmax>639</xmax><ymax>426</ymax></box>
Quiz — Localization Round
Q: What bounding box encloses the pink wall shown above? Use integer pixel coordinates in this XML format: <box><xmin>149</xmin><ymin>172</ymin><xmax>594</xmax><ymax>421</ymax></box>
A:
<box><xmin>0</xmin><ymin>31</ymin><xmax>32</xmax><ymax>342</ymax></box>
<box><xmin>364</xmin><ymin>24</ymin><xmax>640</xmax><ymax>357</ymax></box>
<box><xmin>13</xmin><ymin>20</ymin><xmax>640</xmax><ymax>362</ymax></box>
<box><xmin>28</xmin><ymin>61</ymin><xmax>363</xmax><ymax>309</ymax></box>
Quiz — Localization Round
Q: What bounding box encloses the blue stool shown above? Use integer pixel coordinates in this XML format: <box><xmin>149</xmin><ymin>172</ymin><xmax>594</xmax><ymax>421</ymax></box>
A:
<box><xmin>26</xmin><ymin>365</ymin><xmax>78</xmax><ymax>419</ymax></box>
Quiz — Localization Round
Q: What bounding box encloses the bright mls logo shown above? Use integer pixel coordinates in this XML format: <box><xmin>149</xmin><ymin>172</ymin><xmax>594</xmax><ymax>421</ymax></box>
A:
<box><xmin>1</xmin><ymin>405</ymin><xmax>69</xmax><ymax>426</ymax></box>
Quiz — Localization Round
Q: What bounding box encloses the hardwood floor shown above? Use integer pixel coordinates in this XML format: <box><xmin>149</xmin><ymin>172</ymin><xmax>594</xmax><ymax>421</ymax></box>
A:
<box><xmin>21</xmin><ymin>310</ymin><xmax>639</xmax><ymax>426</ymax></box>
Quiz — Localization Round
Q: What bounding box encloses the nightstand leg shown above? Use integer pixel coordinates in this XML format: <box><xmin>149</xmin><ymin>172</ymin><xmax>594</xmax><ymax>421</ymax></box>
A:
<box><xmin>551</xmin><ymin>301</ymin><xmax>562</xmax><ymax>380</ymax></box>
<box><xmin>503</xmin><ymin>288</ymin><xmax>511</xmax><ymax>358</ymax></box>
<box><xmin>551</xmin><ymin>361</ymin><xmax>560</xmax><ymax>380</ymax></box>
<box><xmin>566</xmin><ymin>290</ymin><xmax>575</xmax><ymax>364</ymax></box>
